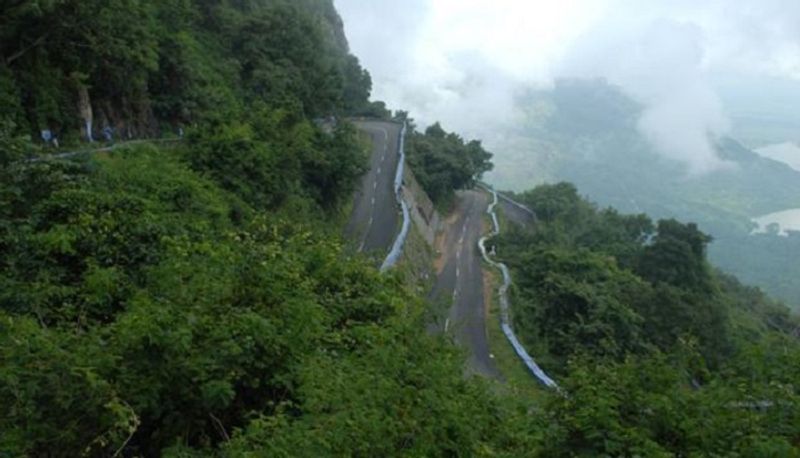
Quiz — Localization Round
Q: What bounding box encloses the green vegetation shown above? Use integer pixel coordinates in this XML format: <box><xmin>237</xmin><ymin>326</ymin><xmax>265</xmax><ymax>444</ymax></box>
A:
<box><xmin>3</xmin><ymin>1</ymin><xmax>800</xmax><ymax>455</ymax></box>
<box><xmin>403</xmin><ymin>114</ymin><xmax>493</xmax><ymax>209</ymax></box>
<box><xmin>492</xmin><ymin>78</ymin><xmax>800</xmax><ymax>309</ymax></box>
<box><xmin>491</xmin><ymin>182</ymin><xmax>800</xmax><ymax>455</ymax></box>
<box><xmin>0</xmin><ymin>2</ymin><xmax>517</xmax><ymax>455</ymax></box>
<box><xmin>0</xmin><ymin>133</ymin><xmax>533</xmax><ymax>456</ymax></box>
<box><xmin>0</xmin><ymin>0</ymin><xmax>385</xmax><ymax>141</ymax></box>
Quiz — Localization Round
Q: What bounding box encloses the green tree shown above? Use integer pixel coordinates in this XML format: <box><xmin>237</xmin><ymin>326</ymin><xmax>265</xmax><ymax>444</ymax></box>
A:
<box><xmin>406</xmin><ymin>121</ymin><xmax>493</xmax><ymax>208</ymax></box>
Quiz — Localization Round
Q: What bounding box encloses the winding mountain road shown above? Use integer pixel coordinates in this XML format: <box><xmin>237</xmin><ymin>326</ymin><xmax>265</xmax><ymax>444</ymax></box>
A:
<box><xmin>345</xmin><ymin>123</ymin><xmax>503</xmax><ymax>378</ymax></box>
<box><xmin>345</xmin><ymin>120</ymin><xmax>403</xmax><ymax>255</ymax></box>
<box><xmin>430</xmin><ymin>190</ymin><xmax>500</xmax><ymax>378</ymax></box>
<box><xmin>497</xmin><ymin>194</ymin><xmax>536</xmax><ymax>228</ymax></box>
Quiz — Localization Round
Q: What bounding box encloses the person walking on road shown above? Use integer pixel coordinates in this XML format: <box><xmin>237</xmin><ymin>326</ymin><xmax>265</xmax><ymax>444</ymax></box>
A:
<box><xmin>102</xmin><ymin>125</ymin><xmax>114</xmax><ymax>143</ymax></box>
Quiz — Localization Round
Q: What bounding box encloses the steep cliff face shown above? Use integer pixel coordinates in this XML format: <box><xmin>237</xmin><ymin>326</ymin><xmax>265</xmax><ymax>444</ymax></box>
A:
<box><xmin>299</xmin><ymin>0</ymin><xmax>352</xmax><ymax>53</ymax></box>
<box><xmin>0</xmin><ymin>0</ymin><xmax>370</xmax><ymax>142</ymax></box>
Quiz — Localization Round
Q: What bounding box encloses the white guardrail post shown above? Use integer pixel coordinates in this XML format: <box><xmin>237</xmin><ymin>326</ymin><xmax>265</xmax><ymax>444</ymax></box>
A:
<box><xmin>477</xmin><ymin>184</ymin><xmax>559</xmax><ymax>389</ymax></box>
<box><xmin>380</xmin><ymin>122</ymin><xmax>410</xmax><ymax>273</ymax></box>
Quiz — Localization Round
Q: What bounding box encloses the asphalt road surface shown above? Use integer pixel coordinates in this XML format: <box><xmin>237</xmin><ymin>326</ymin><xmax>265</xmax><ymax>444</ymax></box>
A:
<box><xmin>430</xmin><ymin>190</ymin><xmax>500</xmax><ymax>378</ymax></box>
<box><xmin>498</xmin><ymin>195</ymin><xmax>536</xmax><ymax>229</ymax></box>
<box><xmin>345</xmin><ymin>120</ymin><xmax>403</xmax><ymax>255</ymax></box>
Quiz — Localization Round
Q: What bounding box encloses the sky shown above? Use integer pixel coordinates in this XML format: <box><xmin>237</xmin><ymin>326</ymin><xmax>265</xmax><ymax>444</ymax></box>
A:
<box><xmin>335</xmin><ymin>0</ymin><xmax>800</xmax><ymax>175</ymax></box>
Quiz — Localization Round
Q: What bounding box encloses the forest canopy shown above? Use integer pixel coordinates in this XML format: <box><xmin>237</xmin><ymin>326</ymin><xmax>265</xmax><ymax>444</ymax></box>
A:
<box><xmin>0</xmin><ymin>0</ymin><xmax>381</xmax><ymax>142</ymax></box>
<box><xmin>490</xmin><ymin>182</ymin><xmax>800</xmax><ymax>455</ymax></box>
<box><xmin>402</xmin><ymin>114</ymin><xmax>493</xmax><ymax>208</ymax></box>
<box><xmin>2</xmin><ymin>1</ymin><xmax>800</xmax><ymax>456</ymax></box>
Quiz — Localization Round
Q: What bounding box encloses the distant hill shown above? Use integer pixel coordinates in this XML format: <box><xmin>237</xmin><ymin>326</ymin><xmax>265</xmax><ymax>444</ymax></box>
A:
<box><xmin>491</xmin><ymin>78</ymin><xmax>800</xmax><ymax>308</ymax></box>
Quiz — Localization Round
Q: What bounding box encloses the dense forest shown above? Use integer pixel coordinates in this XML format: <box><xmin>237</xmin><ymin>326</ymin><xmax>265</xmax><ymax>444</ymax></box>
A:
<box><xmin>402</xmin><ymin>114</ymin><xmax>494</xmax><ymax>209</ymax></box>
<box><xmin>0</xmin><ymin>0</ymin><xmax>386</xmax><ymax>142</ymax></box>
<box><xmin>494</xmin><ymin>182</ymin><xmax>800</xmax><ymax>455</ymax></box>
<box><xmin>2</xmin><ymin>1</ymin><xmax>800</xmax><ymax>456</ymax></box>
<box><xmin>491</xmin><ymin>79</ymin><xmax>800</xmax><ymax>309</ymax></box>
<box><xmin>0</xmin><ymin>1</ymin><xmax>511</xmax><ymax>455</ymax></box>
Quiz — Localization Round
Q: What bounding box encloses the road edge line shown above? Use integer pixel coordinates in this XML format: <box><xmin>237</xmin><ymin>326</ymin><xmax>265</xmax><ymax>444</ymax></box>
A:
<box><xmin>477</xmin><ymin>184</ymin><xmax>560</xmax><ymax>390</ymax></box>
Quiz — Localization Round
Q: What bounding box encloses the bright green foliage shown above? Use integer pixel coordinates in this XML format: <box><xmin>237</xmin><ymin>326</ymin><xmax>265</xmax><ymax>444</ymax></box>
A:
<box><xmin>494</xmin><ymin>182</ymin><xmax>800</xmax><ymax>454</ymax></box>
<box><xmin>0</xmin><ymin>137</ymin><xmax>519</xmax><ymax>455</ymax></box>
<box><xmin>501</xmin><ymin>78</ymin><xmax>800</xmax><ymax>309</ymax></box>
<box><xmin>405</xmin><ymin>120</ymin><xmax>494</xmax><ymax>209</ymax></box>
<box><xmin>499</xmin><ymin>182</ymin><xmax>799</xmax><ymax>368</ymax></box>
<box><xmin>638</xmin><ymin>219</ymin><xmax>714</xmax><ymax>292</ymax></box>
<box><xmin>512</xmin><ymin>247</ymin><xmax>647</xmax><ymax>361</ymax></box>
<box><xmin>221</xmin><ymin>319</ymin><xmax>525</xmax><ymax>456</ymax></box>
<box><xmin>0</xmin><ymin>313</ymin><xmax>139</xmax><ymax>455</ymax></box>
<box><xmin>498</xmin><ymin>182</ymin><xmax>756</xmax><ymax>366</ymax></box>
<box><xmin>1</xmin><ymin>0</ymin><xmax>374</xmax><ymax>139</ymax></box>
<box><xmin>0</xmin><ymin>118</ymin><xmax>528</xmax><ymax>455</ymax></box>
<box><xmin>518</xmin><ymin>182</ymin><xmax>591</xmax><ymax>225</ymax></box>
<box><xmin>186</xmin><ymin>107</ymin><xmax>367</xmax><ymax>212</ymax></box>
<box><xmin>539</xmin><ymin>350</ymin><xmax>800</xmax><ymax>457</ymax></box>
<box><xmin>1</xmin><ymin>147</ymin><xmax>235</xmax><ymax>326</ymax></box>
<box><xmin>3</xmin><ymin>1</ymin><xmax>799</xmax><ymax>455</ymax></box>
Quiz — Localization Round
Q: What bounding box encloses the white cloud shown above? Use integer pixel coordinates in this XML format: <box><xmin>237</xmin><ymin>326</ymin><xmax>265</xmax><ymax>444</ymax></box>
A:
<box><xmin>336</xmin><ymin>0</ymin><xmax>800</xmax><ymax>172</ymax></box>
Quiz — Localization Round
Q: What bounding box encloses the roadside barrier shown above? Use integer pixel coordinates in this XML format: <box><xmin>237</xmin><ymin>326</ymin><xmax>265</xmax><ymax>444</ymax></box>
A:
<box><xmin>380</xmin><ymin>122</ymin><xmax>410</xmax><ymax>272</ymax></box>
<box><xmin>478</xmin><ymin>185</ymin><xmax>559</xmax><ymax>389</ymax></box>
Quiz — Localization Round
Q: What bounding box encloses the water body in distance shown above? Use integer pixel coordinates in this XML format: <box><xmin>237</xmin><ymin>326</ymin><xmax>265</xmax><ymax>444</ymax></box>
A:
<box><xmin>752</xmin><ymin>208</ymin><xmax>800</xmax><ymax>236</ymax></box>
<box><xmin>754</xmin><ymin>142</ymin><xmax>800</xmax><ymax>172</ymax></box>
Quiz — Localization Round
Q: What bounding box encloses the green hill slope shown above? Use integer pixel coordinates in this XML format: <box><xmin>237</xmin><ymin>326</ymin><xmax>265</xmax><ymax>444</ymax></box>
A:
<box><xmin>2</xmin><ymin>3</ymin><xmax>800</xmax><ymax>456</ymax></box>
<box><xmin>492</xmin><ymin>78</ymin><xmax>800</xmax><ymax>308</ymax></box>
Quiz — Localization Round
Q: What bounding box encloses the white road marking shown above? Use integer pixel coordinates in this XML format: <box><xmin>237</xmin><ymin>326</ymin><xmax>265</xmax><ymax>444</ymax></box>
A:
<box><xmin>444</xmin><ymin>318</ymin><xmax>450</xmax><ymax>332</ymax></box>
<box><xmin>458</xmin><ymin>218</ymin><xmax>469</xmax><ymax>244</ymax></box>
<box><xmin>456</xmin><ymin>267</ymin><xmax>460</xmax><ymax>278</ymax></box>
<box><xmin>452</xmin><ymin>289</ymin><xmax>458</xmax><ymax>300</ymax></box>
<box><xmin>359</xmin><ymin>215</ymin><xmax>375</xmax><ymax>252</ymax></box>
<box><xmin>355</xmin><ymin>125</ymin><xmax>393</xmax><ymax>254</ymax></box>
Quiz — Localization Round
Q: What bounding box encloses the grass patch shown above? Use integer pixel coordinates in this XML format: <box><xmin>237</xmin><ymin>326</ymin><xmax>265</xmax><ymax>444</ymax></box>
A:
<box><xmin>483</xmin><ymin>269</ymin><xmax>550</xmax><ymax>403</ymax></box>
<box><xmin>395</xmin><ymin>218</ymin><xmax>437</xmax><ymax>297</ymax></box>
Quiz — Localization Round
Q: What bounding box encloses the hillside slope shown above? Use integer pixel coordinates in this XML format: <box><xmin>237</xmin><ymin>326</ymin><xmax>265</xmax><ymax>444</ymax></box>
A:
<box><xmin>491</xmin><ymin>79</ymin><xmax>800</xmax><ymax>308</ymax></box>
<box><xmin>2</xmin><ymin>3</ymin><xmax>800</xmax><ymax>456</ymax></box>
<box><xmin>1</xmin><ymin>0</ymin><xmax>384</xmax><ymax>142</ymax></box>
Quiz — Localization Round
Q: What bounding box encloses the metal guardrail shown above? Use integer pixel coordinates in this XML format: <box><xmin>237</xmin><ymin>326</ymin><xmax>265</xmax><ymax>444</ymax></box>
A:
<box><xmin>380</xmin><ymin>122</ymin><xmax>410</xmax><ymax>272</ymax></box>
<box><xmin>496</xmin><ymin>192</ymin><xmax>537</xmax><ymax>221</ymax></box>
<box><xmin>478</xmin><ymin>184</ymin><xmax>559</xmax><ymax>389</ymax></box>
<box><xmin>477</xmin><ymin>181</ymin><xmax>537</xmax><ymax>221</ymax></box>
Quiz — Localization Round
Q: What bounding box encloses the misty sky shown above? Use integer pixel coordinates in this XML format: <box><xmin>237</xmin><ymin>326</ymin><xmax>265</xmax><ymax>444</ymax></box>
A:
<box><xmin>335</xmin><ymin>0</ymin><xmax>800</xmax><ymax>174</ymax></box>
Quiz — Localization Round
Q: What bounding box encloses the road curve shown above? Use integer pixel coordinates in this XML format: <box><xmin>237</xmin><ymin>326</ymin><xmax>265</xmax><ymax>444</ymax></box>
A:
<box><xmin>430</xmin><ymin>190</ymin><xmax>500</xmax><ymax>378</ymax></box>
<box><xmin>345</xmin><ymin>120</ymin><xmax>403</xmax><ymax>255</ymax></box>
<box><xmin>480</xmin><ymin>188</ymin><xmax>559</xmax><ymax>389</ymax></box>
<box><xmin>498</xmin><ymin>196</ymin><xmax>536</xmax><ymax>228</ymax></box>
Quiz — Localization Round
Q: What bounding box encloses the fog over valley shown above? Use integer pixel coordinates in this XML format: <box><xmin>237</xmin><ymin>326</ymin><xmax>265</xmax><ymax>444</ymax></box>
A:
<box><xmin>338</xmin><ymin>0</ymin><xmax>800</xmax><ymax>308</ymax></box>
<box><xmin>4</xmin><ymin>1</ymin><xmax>800</xmax><ymax>454</ymax></box>
<box><xmin>337</xmin><ymin>0</ymin><xmax>800</xmax><ymax>174</ymax></box>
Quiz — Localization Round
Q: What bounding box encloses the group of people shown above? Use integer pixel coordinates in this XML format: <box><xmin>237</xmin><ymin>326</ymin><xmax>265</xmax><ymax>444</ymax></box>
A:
<box><xmin>40</xmin><ymin>125</ymin><xmax>114</xmax><ymax>147</ymax></box>
<box><xmin>39</xmin><ymin>129</ymin><xmax>60</xmax><ymax>148</ymax></box>
<box><xmin>39</xmin><ymin>125</ymin><xmax>184</xmax><ymax>149</ymax></box>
